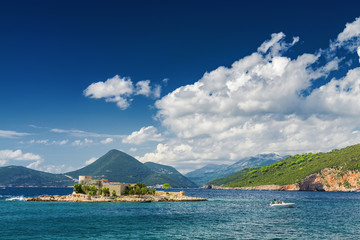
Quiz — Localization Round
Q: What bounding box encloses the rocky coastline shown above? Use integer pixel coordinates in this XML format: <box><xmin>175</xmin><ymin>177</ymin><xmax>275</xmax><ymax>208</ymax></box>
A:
<box><xmin>27</xmin><ymin>191</ymin><xmax>207</xmax><ymax>202</ymax></box>
<box><xmin>205</xmin><ymin>168</ymin><xmax>360</xmax><ymax>192</ymax></box>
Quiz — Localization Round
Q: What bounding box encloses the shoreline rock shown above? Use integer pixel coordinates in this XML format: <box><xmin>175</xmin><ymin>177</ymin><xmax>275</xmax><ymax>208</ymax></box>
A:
<box><xmin>27</xmin><ymin>191</ymin><xmax>207</xmax><ymax>202</ymax></box>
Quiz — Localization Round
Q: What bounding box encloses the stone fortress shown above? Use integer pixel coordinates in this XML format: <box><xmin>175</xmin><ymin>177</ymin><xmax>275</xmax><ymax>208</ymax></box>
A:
<box><xmin>78</xmin><ymin>176</ymin><xmax>131</xmax><ymax>196</ymax></box>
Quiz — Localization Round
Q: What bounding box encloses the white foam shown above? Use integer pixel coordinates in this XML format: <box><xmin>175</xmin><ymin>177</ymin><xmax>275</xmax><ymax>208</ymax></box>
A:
<box><xmin>5</xmin><ymin>196</ymin><xmax>28</xmax><ymax>201</ymax></box>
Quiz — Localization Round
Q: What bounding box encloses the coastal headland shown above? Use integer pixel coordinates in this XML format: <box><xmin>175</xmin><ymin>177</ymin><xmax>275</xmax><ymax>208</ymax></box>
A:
<box><xmin>207</xmin><ymin>168</ymin><xmax>360</xmax><ymax>192</ymax></box>
<box><xmin>27</xmin><ymin>190</ymin><xmax>207</xmax><ymax>202</ymax></box>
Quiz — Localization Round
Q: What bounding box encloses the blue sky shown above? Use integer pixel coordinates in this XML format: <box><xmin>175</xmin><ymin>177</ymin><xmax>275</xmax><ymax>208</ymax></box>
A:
<box><xmin>1</xmin><ymin>0</ymin><xmax>360</xmax><ymax>173</ymax></box>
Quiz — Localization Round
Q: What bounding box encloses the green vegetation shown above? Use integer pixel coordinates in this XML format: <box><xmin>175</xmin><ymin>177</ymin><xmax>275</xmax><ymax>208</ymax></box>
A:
<box><xmin>162</xmin><ymin>183</ymin><xmax>171</xmax><ymax>189</ymax></box>
<box><xmin>66</xmin><ymin>149</ymin><xmax>197</xmax><ymax>188</ymax></box>
<box><xmin>123</xmin><ymin>182</ymin><xmax>156</xmax><ymax>196</ymax></box>
<box><xmin>112</xmin><ymin>190</ymin><xmax>117</xmax><ymax>197</ymax></box>
<box><xmin>102</xmin><ymin>187</ymin><xmax>110</xmax><ymax>196</ymax></box>
<box><xmin>0</xmin><ymin>166</ymin><xmax>74</xmax><ymax>187</ymax></box>
<box><xmin>185</xmin><ymin>153</ymin><xmax>282</xmax><ymax>186</ymax></box>
<box><xmin>144</xmin><ymin>162</ymin><xmax>198</xmax><ymax>188</ymax></box>
<box><xmin>73</xmin><ymin>183</ymin><xmax>99</xmax><ymax>195</ymax></box>
<box><xmin>209</xmin><ymin>144</ymin><xmax>360</xmax><ymax>187</ymax></box>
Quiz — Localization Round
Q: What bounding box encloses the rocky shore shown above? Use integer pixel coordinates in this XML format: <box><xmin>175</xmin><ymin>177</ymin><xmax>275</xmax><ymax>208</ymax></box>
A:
<box><xmin>206</xmin><ymin>168</ymin><xmax>360</xmax><ymax>192</ymax></box>
<box><xmin>27</xmin><ymin>191</ymin><xmax>207</xmax><ymax>202</ymax></box>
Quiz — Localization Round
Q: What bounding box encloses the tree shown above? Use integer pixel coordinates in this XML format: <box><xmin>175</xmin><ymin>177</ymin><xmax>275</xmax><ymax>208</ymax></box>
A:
<box><xmin>88</xmin><ymin>185</ymin><xmax>98</xmax><ymax>196</ymax></box>
<box><xmin>102</xmin><ymin>187</ymin><xmax>110</xmax><ymax>196</ymax></box>
<box><xmin>112</xmin><ymin>190</ymin><xmax>117</xmax><ymax>197</ymax></box>
<box><xmin>163</xmin><ymin>183</ymin><xmax>171</xmax><ymax>189</ymax></box>
<box><xmin>148</xmin><ymin>187</ymin><xmax>156</xmax><ymax>195</ymax></box>
<box><xmin>74</xmin><ymin>184</ymin><xmax>84</xmax><ymax>194</ymax></box>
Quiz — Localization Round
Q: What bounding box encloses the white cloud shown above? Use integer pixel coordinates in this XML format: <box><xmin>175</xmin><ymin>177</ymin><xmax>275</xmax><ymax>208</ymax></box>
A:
<box><xmin>331</xmin><ymin>17</ymin><xmax>360</xmax><ymax>52</ymax></box>
<box><xmin>0</xmin><ymin>149</ymin><xmax>42</xmax><ymax>161</ymax></box>
<box><xmin>85</xmin><ymin>157</ymin><xmax>97</xmax><ymax>165</ymax></box>
<box><xmin>84</xmin><ymin>75</ymin><xmax>161</xmax><ymax>109</ymax></box>
<box><xmin>129</xmin><ymin>148</ymin><xmax>137</xmax><ymax>152</ymax></box>
<box><xmin>0</xmin><ymin>160</ymin><xmax>7</xmax><ymax>166</ymax></box>
<box><xmin>28</xmin><ymin>139</ymin><xmax>69</xmax><ymax>145</ymax></box>
<box><xmin>0</xmin><ymin>130</ymin><xmax>29</xmax><ymax>138</ymax></box>
<box><xmin>136</xmin><ymin>80</ymin><xmax>151</xmax><ymax>96</ymax></box>
<box><xmin>139</xmin><ymin>18</ymin><xmax>360</xmax><ymax>172</ymax></box>
<box><xmin>72</xmin><ymin>138</ymin><xmax>93</xmax><ymax>146</ymax></box>
<box><xmin>0</xmin><ymin>149</ymin><xmax>43</xmax><ymax>169</ymax></box>
<box><xmin>357</xmin><ymin>46</ymin><xmax>360</xmax><ymax>63</ymax></box>
<box><xmin>122</xmin><ymin>126</ymin><xmax>163</xmax><ymax>145</ymax></box>
<box><xmin>100</xmin><ymin>138</ymin><xmax>113</xmax><ymax>144</ymax></box>
<box><xmin>51</xmin><ymin>128</ymin><xmax>124</xmax><ymax>138</ymax></box>
<box><xmin>337</xmin><ymin>17</ymin><xmax>360</xmax><ymax>43</ymax></box>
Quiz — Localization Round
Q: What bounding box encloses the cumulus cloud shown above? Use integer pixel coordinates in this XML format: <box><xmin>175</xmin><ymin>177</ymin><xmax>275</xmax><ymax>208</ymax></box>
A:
<box><xmin>0</xmin><ymin>130</ymin><xmax>29</xmax><ymax>138</ymax></box>
<box><xmin>139</xmin><ymin>17</ymin><xmax>360</xmax><ymax>172</ymax></box>
<box><xmin>84</xmin><ymin>75</ymin><xmax>161</xmax><ymax>109</ymax></box>
<box><xmin>122</xmin><ymin>126</ymin><xmax>163</xmax><ymax>145</ymax></box>
<box><xmin>0</xmin><ymin>149</ymin><xmax>43</xmax><ymax>169</ymax></box>
<box><xmin>100</xmin><ymin>138</ymin><xmax>113</xmax><ymax>144</ymax></box>
<box><xmin>331</xmin><ymin>17</ymin><xmax>360</xmax><ymax>52</ymax></box>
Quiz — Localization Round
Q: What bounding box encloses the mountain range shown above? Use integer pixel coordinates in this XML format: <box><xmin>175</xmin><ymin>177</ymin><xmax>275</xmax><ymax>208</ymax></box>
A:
<box><xmin>0</xmin><ymin>149</ymin><xmax>197</xmax><ymax>188</ymax></box>
<box><xmin>185</xmin><ymin>153</ymin><xmax>283</xmax><ymax>186</ymax></box>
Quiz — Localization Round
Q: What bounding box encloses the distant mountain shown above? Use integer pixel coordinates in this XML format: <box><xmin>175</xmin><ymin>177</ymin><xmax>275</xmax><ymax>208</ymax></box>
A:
<box><xmin>185</xmin><ymin>164</ymin><xmax>229</xmax><ymax>186</ymax></box>
<box><xmin>66</xmin><ymin>149</ymin><xmax>196</xmax><ymax>188</ymax></box>
<box><xmin>0</xmin><ymin>166</ymin><xmax>73</xmax><ymax>187</ymax></box>
<box><xmin>208</xmin><ymin>144</ymin><xmax>360</xmax><ymax>188</ymax></box>
<box><xmin>144</xmin><ymin>162</ymin><xmax>198</xmax><ymax>188</ymax></box>
<box><xmin>185</xmin><ymin>153</ymin><xmax>283</xmax><ymax>186</ymax></box>
<box><xmin>0</xmin><ymin>150</ymin><xmax>196</xmax><ymax>188</ymax></box>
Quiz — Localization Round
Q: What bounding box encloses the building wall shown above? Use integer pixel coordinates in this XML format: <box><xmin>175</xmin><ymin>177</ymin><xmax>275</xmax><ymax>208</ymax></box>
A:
<box><xmin>79</xmin><ymin>176</ymin><xmax>92</xmax><ymax>184</ymax></box>
<box><xmin>102</xmin><ymin>182</ymin><xmax>131</xmax><ymax>196</ymax></box>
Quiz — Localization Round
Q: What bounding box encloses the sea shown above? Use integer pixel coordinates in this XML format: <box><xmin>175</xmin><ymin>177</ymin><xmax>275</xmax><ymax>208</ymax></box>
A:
<box><xmin>0</xmin><ymin>187</ymin><xmax>359</xmax><ymax>239</ymax></box>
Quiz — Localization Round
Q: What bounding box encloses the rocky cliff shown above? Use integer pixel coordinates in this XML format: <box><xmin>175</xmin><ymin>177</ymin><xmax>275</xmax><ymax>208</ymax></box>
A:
<box><xmin>297</xmin><ymin>168</ymin><xmax>360</xmax><ymax>192</ymax></box>
<box><xmin>208</xmin><ymin>168</ymin><xmax>360</xmax><ymax>192</ymax></box>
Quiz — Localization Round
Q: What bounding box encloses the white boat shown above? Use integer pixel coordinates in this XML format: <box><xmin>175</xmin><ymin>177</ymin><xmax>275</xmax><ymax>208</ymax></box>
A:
<box><xmin>270</xmin><ymin>202</ymin><xmax>295</xmax><ymax>208</ymax></box>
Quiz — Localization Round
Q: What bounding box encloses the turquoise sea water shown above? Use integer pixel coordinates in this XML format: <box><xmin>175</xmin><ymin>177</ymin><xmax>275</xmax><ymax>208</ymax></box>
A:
<box><xmin>1</xmin><ymin>188</ymin><xmax>360</xmax><ymax>239</ymax></box>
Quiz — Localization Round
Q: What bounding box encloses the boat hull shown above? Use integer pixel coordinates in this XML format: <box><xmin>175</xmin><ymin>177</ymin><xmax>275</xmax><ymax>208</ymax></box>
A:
<box><xmin>270</xmin><ymin>203</ymin><xmax>295</xmax><ymax>208</ymax></box>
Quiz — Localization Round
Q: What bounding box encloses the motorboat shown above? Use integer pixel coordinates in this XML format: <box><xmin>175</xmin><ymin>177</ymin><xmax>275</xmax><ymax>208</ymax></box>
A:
<box><xmin>270</xmin><ymin>202</ymin><xmax>295</xmax><ymax>208</ymax></box>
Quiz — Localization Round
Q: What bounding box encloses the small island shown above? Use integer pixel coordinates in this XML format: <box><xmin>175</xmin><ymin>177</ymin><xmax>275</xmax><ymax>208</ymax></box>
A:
<box><xmin>27</xmin><ymin>176</ymin><xmax>207</xmax><ymax>202</ymax></box>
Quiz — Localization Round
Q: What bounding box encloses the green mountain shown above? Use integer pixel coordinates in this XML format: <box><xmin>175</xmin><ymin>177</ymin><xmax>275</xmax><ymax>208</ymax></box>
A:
<box><xmin>0</xmin><ymin>166</ymin><xmax>73</xmax><ymax>187</ymax></box>
<box><xmin>209</xmin><ymin>144</ymin><xmax>360</xmax><ymax>187</ymax></box>
<box><xmin>144</xmin><ymin>162</ymin><xmax>198</xmax><ymax>188</ymax></box>
<box><xmin>0</xmin><ymin>150</ymin><xmax>197</xmax><ymax>188</ymax></box>
<box><xmin>186</xmin><ymin>153</ymin><xmax>282</xmax><ymax>186</ymax></box>
<box><xmin>66</xmin><ymin>149</ymin><xmax>196</xmax><ymax>188</ymax></box>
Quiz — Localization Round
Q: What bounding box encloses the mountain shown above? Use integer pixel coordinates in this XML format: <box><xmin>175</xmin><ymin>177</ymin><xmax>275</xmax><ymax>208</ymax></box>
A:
<box><xmin>66</xmin><ymin>149</ymin><xmax>196</xmax><ymax>188</ymax></box>
<box><xmin>144</xmin><ymin>162</ymin><xmax>198</xmax><ymax>188</ymax></box>
<box><xmin>0</xmin><ymin>150</ymin><xmax>196</xmax><ymax>188</ymax></box>
<box><xmin>209</xmin><ymin>144</ymin><xmax>360</xmax><ymax>188</ymax></box>
<box><xmin>0</xmin><ymin>166</ymin><xmax>73</xmax><ymax>187</ymax></box>
<box><xmin>185</xmin><ymin>153</ymin><xmax>283</xmax><ymax>186</ymax></box>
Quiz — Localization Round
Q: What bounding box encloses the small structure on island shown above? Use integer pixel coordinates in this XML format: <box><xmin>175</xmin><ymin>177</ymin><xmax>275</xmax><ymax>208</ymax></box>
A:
<box><xmin>78</xmin><ymin>176</ymin><xmax>131</xmax><ymax>196</ymax></box>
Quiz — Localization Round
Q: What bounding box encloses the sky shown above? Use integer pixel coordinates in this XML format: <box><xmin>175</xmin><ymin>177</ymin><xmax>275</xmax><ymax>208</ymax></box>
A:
<box><xmin>1</xmin><ymin>0</ymin><xmax>360</xmax><ymax>174</ymax></box>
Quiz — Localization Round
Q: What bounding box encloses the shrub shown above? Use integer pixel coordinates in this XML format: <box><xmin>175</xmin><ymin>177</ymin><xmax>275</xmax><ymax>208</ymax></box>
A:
<box><xmin>102</xmin><ymin>187</ymin><xmax>110</xmax><ymax>196</ymax></box>
<box><xmin>163</xmin><ymin>183</ymin><xmax>171</xmax><ymax>189</ymax></box>
<box><xmin>112</xmin><ymin>190</ymin><xmax>117</xmax><ymax>197</ymax></box>
<box><xmin>88</xmin><ymin>185</ymin><xmax>98</xmax><ymax>196</ymax></box>
<box><xmin>74</xmin><ymin>184</ymin><xmax>84</xmax><ymax>194</ymax></box>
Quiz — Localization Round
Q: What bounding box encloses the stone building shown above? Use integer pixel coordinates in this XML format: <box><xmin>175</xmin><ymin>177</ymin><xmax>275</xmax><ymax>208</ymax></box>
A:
<box><xmin>78</xmin><ymin>176</ymin><xmax>131</xmax><ymax>196</ymax></box>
